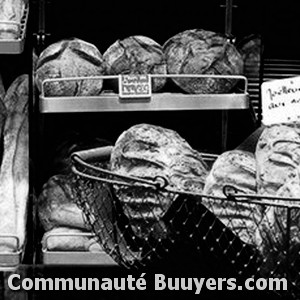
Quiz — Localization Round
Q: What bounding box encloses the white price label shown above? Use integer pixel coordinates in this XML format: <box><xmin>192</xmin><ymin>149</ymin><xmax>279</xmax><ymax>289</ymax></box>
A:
<box><xmin>119</xmin><ymin>74</ymin><xmax>152</xmax><ymax>99</ymax></box>
<box><xmin>261</xmin><ymin>76</ymin><xmax>300</xmax><ymax>125</ymax></box>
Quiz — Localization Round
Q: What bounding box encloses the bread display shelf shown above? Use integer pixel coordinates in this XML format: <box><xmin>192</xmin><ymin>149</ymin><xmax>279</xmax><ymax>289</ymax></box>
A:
<box><xmin>0</xmin><ymin>2</ymin><xmax>29</xmax><ymax>54</ymax></box>
<box><xmin>0</xmin><ymin>235</ymin><xmax>23</xmax><ymax>270</ymax></box>
<box><xmin>42</xmin><ymin>232</ymin><xmax>118</xmax><ymax>266</ymax></box>
<box><xmin>39</xmin><ymin>74</ymin><xmax>250</xmax><ymax>113</ymax></box>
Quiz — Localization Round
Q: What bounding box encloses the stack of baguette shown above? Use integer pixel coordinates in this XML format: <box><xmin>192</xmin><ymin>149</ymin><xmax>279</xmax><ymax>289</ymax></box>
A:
<box><xmin>0</xmin><ymin>74</ymin><xmax>29</xmax><ymax>252</ymax></box>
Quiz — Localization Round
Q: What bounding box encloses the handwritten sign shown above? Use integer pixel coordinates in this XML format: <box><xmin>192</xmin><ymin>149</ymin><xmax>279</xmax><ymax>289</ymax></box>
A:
<box><xmin>261</xmin><ymin>76</ymin><xmax>300</xmax><ymax>125</ymax></box>
<box><xmin>119</xmin><ymin>74</ymin><xmax>152</xmax><ymax>99</ymax></box>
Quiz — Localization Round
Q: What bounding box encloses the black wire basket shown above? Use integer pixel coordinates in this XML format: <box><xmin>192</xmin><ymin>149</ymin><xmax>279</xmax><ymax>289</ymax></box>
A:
<box><xmin>71</xmin><ymin>146</ymin><xmax>300</xmax><ymax>298</ymax></box>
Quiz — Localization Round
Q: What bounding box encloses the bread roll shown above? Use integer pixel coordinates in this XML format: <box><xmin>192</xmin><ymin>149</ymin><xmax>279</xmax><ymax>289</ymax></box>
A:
<box><xmin>163</xmin><ymin>29</ymin><xmax>243</xmax><ymax>94</ymax></box>
<box><xmin>35</xmin><ymin>38</ymin><xmax>106</xmax><ymax>97</ymax></box>
<box><xmin>103</xmin><ymin>35</ymin><xmax>167</xmax><ymax>92</ymax></box>
<box><xmin>0</xmin><ymin>0</ymin><xmax>25</xmax><ymax>39</ymax></box>
<box><xmin>203</xmin><ymin>150</ymin><xmax>261</xmax><ymax>246</ymax></box>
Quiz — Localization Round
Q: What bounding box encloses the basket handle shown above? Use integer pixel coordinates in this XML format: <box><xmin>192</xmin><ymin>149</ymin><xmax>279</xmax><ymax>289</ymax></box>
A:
<box><xmin>71</xmin><ymin>146</ymin><xmax>113</xmax><ymax>162</ymax></box>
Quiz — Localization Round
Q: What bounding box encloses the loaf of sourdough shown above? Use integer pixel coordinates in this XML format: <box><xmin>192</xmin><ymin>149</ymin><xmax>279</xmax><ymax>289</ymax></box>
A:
<box><xmin>110</xmin><ymin>123</ymin><xmax>209</xmax><ymax>241</ymax></box>
<box><xmin>203</xmin><ymin>150</ymin><xmax>261</xmax><ymax>246</ymax></box>
<box><xmin>255</xmin><ymin>123</ymin><xmax>300</xmax><ymax>272</ymax></box>
<box><xmin>103</xmin><ymin>35</ymin><xmax>167</xmax><ymax>92</ymax></box>
<box><xmin>35</xmin><ymin>38</ymin><xmax>106</xmax><ymax>97</ymax></box>
<box><xmin>0</xmin><ymin>0</ymin><xmax>25</xmax><ymax>39</ymax></box>
<box><xmin>163</xmin><ymin>29</ymin><xmax>243</xmax><ymax>94</ymax></box>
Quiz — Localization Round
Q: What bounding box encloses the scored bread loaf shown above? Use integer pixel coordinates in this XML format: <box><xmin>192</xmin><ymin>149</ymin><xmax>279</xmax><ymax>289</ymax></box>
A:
<box><xmin>110</xmin><ymin>123</ymin><xmax>208</xmax><ymax>241</ymax></box>
<box><xmin>0</xmin><ymin>74</ymin><xmax>28</xmax><ymax>252</ymax></box>
<box><xmin>255</xmin><ymin>123</ymin><xmax>300</xmax><ymax>273</ymax></box>
<box><xmin>203</xmin><ymin>150</ymin><xmax>261</xmax><ymax>246</ymax></box>
<box><xmin>103</xmin><ymin>35</ymin><xmax>167</xmax><ymax>92</ymax></box>
<box><xmin>163</xmin><ymin>29</ymin><xmax>243</xmax><ymax>94</ymax></box>
<box><xmin>0</xmin><ymin>0</ymin><xmax>25</xmax><ymax>39</ymax></box>
<box><xmin>35</xmin><ymin>38</ymin><xmax>106</xmax><ymax>97</ymax></box>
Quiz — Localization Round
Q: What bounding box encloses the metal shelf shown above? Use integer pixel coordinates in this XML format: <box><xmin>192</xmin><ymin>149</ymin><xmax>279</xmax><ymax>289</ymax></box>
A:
<box><xmin>40</xmin><ymin>93</ymin><xmax>249</xmax><ymax>113</ymax></box>
<box><xmin>0</xmin><ymin>3</ymin><xmax>29</xmax><ymax>54</ymax></box>
<box><xmin>38</xmin><ymin>74</ymin><xmax>249</xmax><ymax>113</ymax></box>
<box><xmin>41</xmin><ymin>231</ymin><xmax>118</xmax><ymax>266</ymax></box>
<box><xmin>42</xmin><ymin>251</ymin><xmax>118</xmax><ymax>266</ymax></box>
<box><xmin>0</xmin><ymin>235</ymin><xmax>23</xmax><ymax>271</ymax></box>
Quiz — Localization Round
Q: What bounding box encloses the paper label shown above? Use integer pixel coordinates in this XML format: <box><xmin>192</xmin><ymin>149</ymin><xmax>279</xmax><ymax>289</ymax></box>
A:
<box><xmin>119</xmin><ymin>74</ymin><xmax>152</xmax><ymax>99</ymax></box>
<box><xmin>261</xmin><ymin>76</ymin><xmax>300</xmax><ymax>125</ymax></box>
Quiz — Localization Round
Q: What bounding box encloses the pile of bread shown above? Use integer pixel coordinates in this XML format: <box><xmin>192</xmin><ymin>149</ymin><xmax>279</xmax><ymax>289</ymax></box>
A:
<box><xmin>38</xmin><ymin>121</ymin><xmax>300</xmax><ymax>273</ymax></box>
<box><xmin>34</xmin><ymin>30</ymin><xmax>259</xmax><ymax>97</ymax></box>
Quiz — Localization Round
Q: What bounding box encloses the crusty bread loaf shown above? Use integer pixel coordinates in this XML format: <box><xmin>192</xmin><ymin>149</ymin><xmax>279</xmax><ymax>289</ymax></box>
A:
<box><xmin>163</xmin><ymin>29</ymin><xmax>243</xmax><ymax>94</ymax></box>
<box><xmin>0</xmin><ymin>0</ymin><xmax>25</xmax><ymax>39</ymax></box>
<box><xmin>255</xmin><ymin>123</ymin><xmax>300</xmax><ymax>275</ymax></box>
<box><xmin>256</xmin><ymin>123</ymin><xmax>300</xmax><ymax>198</ymax></box>
<box><xmin>237</xmin><ymin>34</ymin><xmax>261</xmax><ymax>78</ymax></box>
<box><xmin>110</xmin><ymin>123</ymin><xmax>208</xmax><ymax>241</ymax></box>
<box><xmin>103</xmin><ymin>35</ymin><xmax>167</xmax><ymax>92</ymax></box>
<box><xmin>42</xmin><ymin>227</ymin><xmax>102</xmax><ymax>252</ymax></box>
<box><xmin>38</xmin><ymin>174</ymin><xmax>88</xmax><ymax>232</ymax></box>
<box><xmin>0</xmin><ymin>75</ymin><xmax>28</xmax><ymax>252</ymax></box>
<box><xmin>203</xmin><ymin>150</ymin><xmax>261</xmax><ymax>246</ymax></box>
<box><xmin>35</xmin><ymin>38</ymin><xmax>106</xmax><ymax>97</ymax></box>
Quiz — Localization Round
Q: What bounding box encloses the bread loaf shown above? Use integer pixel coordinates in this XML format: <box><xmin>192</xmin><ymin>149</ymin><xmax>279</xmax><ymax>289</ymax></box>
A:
<box><xmin>203</xmin><ymin>150</ymin><xmax>261</xmax><ymax>246</ymax></box>
<box><xmin>42</xmin><ymin>227</ymin><xmax>102</xmax><ymax>252</ymax></box>
<box><xmin>163</xmin><ymin>29</ymin><xmax>243</xmax><ymax>94</ymax></box>
<box><xmin>35</xmin><ymin>38</ymin><xmax>106</xmax><ymax>97</ymax></box>
<box><xmin>237</xmin><ymin>34</ymin><xmax>261</xmax><ymax>78</ymax></box>
<box><xmin>38</xmin><ymin>174</ymin><xmax>88</xmax><ymax>232</ymax></box>
<box><xmin>0</xmin><ymin>0</ymin><xmax>25</xmax><ymax>39</ymax></box>
<box><xmin>255</xmin><ymin>123</ymin><xmax>300</xmax><ymax>272</ymax></box>
<box><xmin>0</xmin><ymin>74</ymin><xmax>28</xmax><ymax>252</ymax></box>
<box><xmin>103</xmin><ymin>35</ymin><xmax>167</xmax><ymax>92</ymax></box>
<box><xmin>110</xmin><ymin>123</ymin><xmax>208</xmax><ymax>241</ymax></box>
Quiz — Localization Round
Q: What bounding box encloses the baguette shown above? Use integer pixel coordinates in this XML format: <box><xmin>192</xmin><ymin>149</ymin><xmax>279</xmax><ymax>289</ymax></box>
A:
<box><xmin>0</xmin><ymin>0</ymin><xmax>25</xmax><ymax>39</ymax></box>
<box><xmin>0</xmin><ymin>75</ymin><xmax>28</xmax><ymax>252</ymax></box>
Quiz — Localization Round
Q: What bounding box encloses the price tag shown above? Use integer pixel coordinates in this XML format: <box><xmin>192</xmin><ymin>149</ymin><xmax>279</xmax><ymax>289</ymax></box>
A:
<box><xmin>261</xmin><ymin>76</ymin><xmax>300</xmax><ymax>125</ymax></box>
<box><xmin>119</xmin><ymin>74</ymin><xmax>152</xmax><ymax>99</ymax></box>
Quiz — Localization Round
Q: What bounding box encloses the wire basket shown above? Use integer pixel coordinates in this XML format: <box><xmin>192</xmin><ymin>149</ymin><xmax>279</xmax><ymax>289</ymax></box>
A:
<box><xmin>71</xmin><ymin>146</ymin><xmax>300</xmax><ymax>298</ymax></box>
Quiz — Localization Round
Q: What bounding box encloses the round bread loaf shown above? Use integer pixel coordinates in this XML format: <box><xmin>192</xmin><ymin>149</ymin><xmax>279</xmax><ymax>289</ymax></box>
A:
<box><xmin>35</xmin><ymin>38</ymin><xmax>106</xmax><ymax>97</ymax></box>
<box><xmin>0</xmin><ymin>0</ymin><xmax>25</xmax><ymax>39</ymax></box>
<box><xmin>103</xmin><ymin>35</ymin><xmax>167</xmax><ymax>92</ymax></box>
<box><xmin>203</xmin><ymin>150</ymin><xmax>261</xmax><ymax>246</ymax></box>
<box><xmin>163</xmin><ymin>29</ymin><xmax>243</xmax><ymax>94</ymax></box>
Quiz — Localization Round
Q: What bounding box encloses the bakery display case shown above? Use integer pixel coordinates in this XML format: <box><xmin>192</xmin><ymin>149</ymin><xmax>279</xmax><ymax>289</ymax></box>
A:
<box><xmin>3</xmin><ymin>0</ymin><xmax>300</xmax><ymax>299</ymax></box>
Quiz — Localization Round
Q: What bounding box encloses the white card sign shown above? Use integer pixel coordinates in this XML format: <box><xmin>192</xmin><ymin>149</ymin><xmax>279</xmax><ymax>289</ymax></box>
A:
<box><xmin>119</xmin><ymin>74</ymin><xmax>152</xmax><ymax>99</ymax></box>
<box><xmin>261</xmin><ymin>76</ymin><xmax>300</xmax><ymax>125</ymax></box>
